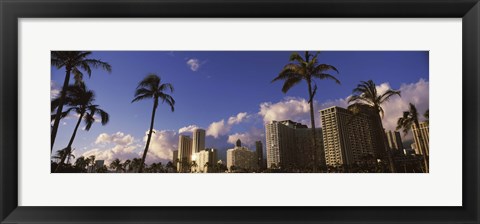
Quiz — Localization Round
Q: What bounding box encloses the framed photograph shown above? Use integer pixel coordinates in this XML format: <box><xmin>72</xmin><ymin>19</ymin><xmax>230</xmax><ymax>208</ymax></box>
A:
<box><xmin>1</xmin><ymin>0</ymin><xmax>479</xmax><ymax>223</ymax></box>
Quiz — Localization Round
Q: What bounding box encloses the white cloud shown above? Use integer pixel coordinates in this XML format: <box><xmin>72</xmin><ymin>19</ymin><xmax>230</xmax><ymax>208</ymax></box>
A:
<box><xmin>143</xmin><ymin>129</ymin><xmax>177</xmax><ymax>164</ymax></box>
<box><xmin>227</xmin><ymin>127</ymin><xmax>264</xmax><ymax>148</ymax></box>
<box><xmin>95</xmin><ymin>132</ymin><xmax>134</xmax><ymax>146</ymax></box>
<box><xmin>83</xmin><ymin>130</ymin><xmax>177</xmax><ymax>165</ymax></box>
<box><xmin>206</xmin><ymin>119</ymin><xmax>228</xmax><ymax>138</ymax></box>
<box><xmin>186</xmin><ymin>58</ymin><xmax>201</xmax><ymax>71</ymax></box>
<box><xmin>206</xmin><ymin>112</ymin><xmax>249</xmax><ymax>138</ymax></box>
<box><xmin>50</xmin><ymin>80</ymin><xmax>60</xmax><ymax>100</ymax></box>
<box><xmin>227</xmin><ymin>112</ymin><xmax>249</xmax><ymax>125</ymax></box>
<box><xmin>178</xmin><ymin>125</ymin><xmax>200</xmax><ymax>133</ymax></box>
<box><xmin>258</xmin><ymin>97</ymin><xmax>319</xmax><ymax>127</ymax></box>
<box><xmin>379</xmin><ymin>79</ymin><xmax>429</xmax><ymax>140</ymax></box>
<box><xmin>82</xmin><ymin>144</ymin><xmax>141</xmax><ymax>166</ymax></box>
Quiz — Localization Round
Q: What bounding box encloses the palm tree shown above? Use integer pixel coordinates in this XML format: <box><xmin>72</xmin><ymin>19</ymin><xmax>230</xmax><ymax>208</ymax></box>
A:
<box><xmin>51</xmin><ymin>51</ymin><xmax>111</xmax><ymax>152</ymax></box>
<box><xmin>52</xmin><ymin>83</ymin><xmax>109</xmax><ymax>173</ymax></box>
<box><xmin>109</xmin><ymin>158</ymin><xmax>124</xmax><ymax>173</ymax></box>
<box><xmin>348</xmin><ymin>80</ymin><xmax>401</xmax><ymax>172</ymax></box>
<box><xmin>123</xmin><ymin>159</ymin><xmax>131</xmax><ymax>172</ymax></box>
<box><xmin>74</xmin><ymin>156</ymin><xmax>88</xmax><ymax>172</ymax></box>
<box><xmin>131</xmin><ymin>158</ymin><xmax>143</xmax><ymax>173</ymax></box>
<box><xmin>52</xmin><ymin>147</ymin><xmax>75</xmax><ymax>172</ymax></box>
<box><xmin>396</xmin><ymin>103</ymin><xmax>429</xmax><ymax>173</ymax></box>
<box><xmin>424</xmin><ymin>109</ymin><xmax>429</xmax><ymax>125</ymax></box>
<box><xmin>272</xmin><ymin>51</ymin><xmax>339</xmax><ymax>171</ymax></box>
<box><xmin>132</xmin><ymin>74</ymin><xmax>175</xmax><ymax>173</ymax></box>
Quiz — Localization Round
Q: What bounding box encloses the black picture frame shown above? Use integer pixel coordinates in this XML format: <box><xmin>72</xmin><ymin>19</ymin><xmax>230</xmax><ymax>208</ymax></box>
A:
<box><xmin>1</xmin><ymin>0</ymin><xmax>479</xmax><ymax>223</ymax></box>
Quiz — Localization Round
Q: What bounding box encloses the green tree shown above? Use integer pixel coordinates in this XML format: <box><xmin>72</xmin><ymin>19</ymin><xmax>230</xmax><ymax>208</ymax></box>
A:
<box><xmin>348</xmin><ymin>80</ymin><xmax>401</xmax><ymax>172</ymax></box>
<box><xmin>109</xmin><ymin>158</ymin><xmax>124</xmax><ymax>173</ymax></box>
<box><xmin>424</xmin><ymin>109</ymin><xmax>429</xmax><ymax>125</ymax></box>
<box><xmin>396</xmin><ymin>103</ymin><xmax>429</xmax><ymax>173</ymax></box>
<box><xmin>74</xmin><ymin>156</ymin><xmax>89</xmax><ymax>172</ymax></box>
<box><xmin>272</xmin><ymin>51</ymin><xmax>339</xmax><ymax>171</ymax></box>
<box><xmin>132</xmin><ymin>74</ymin><xmax>175</xmax><ymax>173</ymax></box>
<box><xmin>52</xmin><ymin>83</ymin><xmax>109</xmax><ymax>173</ymax></box>
<box><xmin>51</xmin><ymin>51</ymin><xmax>111</xmax><ymax>152</ymax></box>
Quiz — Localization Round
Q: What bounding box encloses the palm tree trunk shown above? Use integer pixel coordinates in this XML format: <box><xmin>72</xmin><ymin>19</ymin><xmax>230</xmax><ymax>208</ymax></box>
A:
<box><xmin>414</xmin><ymin>120</ymin><xmax>429</xmax><ymax>173</ymax></box>
<box><xmin>307</xmin><ymin>81</ymin><xmax>319</xmax><ymax>172</ymax></box>
<box><xmin>54</xmin><ymin>111</ymin><xmax>84</xmax><ymax>173</ymax></box>
<box><xmin>139</xmin><ymin>100</ymin><xmax>157</xmax><ymax>173</ymax></box>
<box><xmin>51</xmin><ymin>68</ymin><xmax>71</xmax><ymax>152</ymax></box>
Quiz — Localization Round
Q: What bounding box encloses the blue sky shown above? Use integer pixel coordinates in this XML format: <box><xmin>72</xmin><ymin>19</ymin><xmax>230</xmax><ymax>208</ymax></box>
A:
<box><xmin>51</xmin><ymin>51</ymin><xmax>429</xmax><ymax>165</ymax></box>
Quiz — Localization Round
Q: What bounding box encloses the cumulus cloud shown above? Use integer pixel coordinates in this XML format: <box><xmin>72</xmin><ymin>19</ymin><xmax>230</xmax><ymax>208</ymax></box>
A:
<box><xmin>95</xmin><ymin>132</ymin><xmax>134</xmax><ymax>146</ymax></box>
<box><xmin>186</xmin><ymin>58</ymin><xmax>201</xmax><ymax>71</ymax></box>
<box><xmin>143</xmin><ymin>129</ymin><xmax>177</xmax><ymax>164</ymax></box>
<box><xmin>206</xmin><ymin>112</ymin><xmax>249</xmax><ymax>138</ymax></box>
<box><xmin>178</xmin><ymin>125</ymin><xmax>200</xmax><ymax>133</ymax></box>
<box><xmin>50</xmin><ymin>80</ymin><xmax>60</xmax><ymax>100</ymax></box>
<box><xmin>227</xmin><ymin>127</ymin><xmax>265</xmax><ymax>148</ymax></box>
<box><xmin>82</xmin><ymin>144</ymin><xmax>141</xmax><ymax>166</ymax></box>
<box><xmin>379</xmin><ymin>79</ymin><xmax>429</xmax><ymax>140</ymax></box>
<box><xmin>83</xmin><ymin>130</ymin><xmax>177</xmax><ymax>165</ymax></box>
<box><xmin>227</xmin><ymin>112</ymin><xmax>249</xmax><ymax>125</ymax></box>
<box><xmin>258</xmin><ymin>97</ymin><xmax>319</xmax><ymax>127</ymax></box>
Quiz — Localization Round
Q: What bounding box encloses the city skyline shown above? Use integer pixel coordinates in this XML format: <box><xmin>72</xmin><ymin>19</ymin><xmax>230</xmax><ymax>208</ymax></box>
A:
<box><xmin>50</xmin><ymin>51</ymin><xmax>429</xmax><ymax>171</ymax></box>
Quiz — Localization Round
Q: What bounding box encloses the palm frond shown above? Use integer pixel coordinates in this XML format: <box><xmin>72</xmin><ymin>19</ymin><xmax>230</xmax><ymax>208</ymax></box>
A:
<box><xmin>281</xmin><ymin>76</ymin><xmax>303</xmax><ymax>93</ymax></box>
<box><xmin>131</xmin><ymin>93</ymin><xmax>153</xmax><ymax>103</ymax></box>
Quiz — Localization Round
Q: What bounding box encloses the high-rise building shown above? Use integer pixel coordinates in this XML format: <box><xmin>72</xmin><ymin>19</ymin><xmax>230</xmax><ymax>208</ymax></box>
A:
<box><xmin>412</xmin><ymin>122</ymin><xmax>429</xmax><ymax>156</ymax></box>
<box><xmin>265</xmin><ymin>120</ymin><xmax>323</xmax><ymax>169</ymax></box>
<box><xmin>255</xmin><ymin>141</ymin><xmax>264</xmax><ymax>170</ymax></box>
<box><xmin>320</xmin><ymin>106</ymin><xmax>380</xmax><ymax>168</ymax></box>
<box><xmin>192</xmin><ymin>129</ymin><xmax>206</xmax><ymax>153</ymax></box>
<box><xmin>385</xmin><ymin>130</ymin><xmax>404</xmax><ymax>151</ymax></box>
<box><xmin>192</xmin><ymin>148</ymin><xmax>218</xmax><ymax>173</ymax></box>
<box><xmin>226</xmin><ymin>139</ymin><xmax>258</xmax><ymax>172</ymax></box>
<box><xmin>177</xmin><ymin>135</ymin><xmax>192</xmax><ymax>172</ymax></box>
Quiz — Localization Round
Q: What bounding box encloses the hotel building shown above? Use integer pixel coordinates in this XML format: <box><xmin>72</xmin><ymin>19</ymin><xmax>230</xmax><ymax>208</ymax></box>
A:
<box><xmin>320</xmin><ymin>105</ymin><xmax>382</xmax><ymax>168</ymax></box>
<box><xmin>265</xmin><ymin>120</ymin><xmax>323</xmax><ymax>169</ymax></box>
<box><xmin>192</xmin><ymin>148</ymin><xmax>218</xmax><ymax>173</ymax></box>
<box><xmin>226</xmin><ymin>139</ymin><xmax>258</xmax><ymax>172</ymax></box>
<box><xmin>192</xmin><ymin>129</ymin><xmax>206</xmax><ymax>153</ymax></box>
<box><xmin>177</xmin><ymin>135</ymin><xmax>192</xmax><ymax>172</ymax></box>
<box><xmin>412</xmin><ymin>122</ymin><xmax>429</xmax><ymax>156</ymax></box>
<box><xmin>385</xmin><ymin>130</ymin><xmax>404</xmax><ymax>151</ymax></box>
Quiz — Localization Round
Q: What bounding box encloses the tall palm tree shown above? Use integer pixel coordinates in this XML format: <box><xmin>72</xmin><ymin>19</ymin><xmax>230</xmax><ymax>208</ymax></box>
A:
<box><xmin>109</xmin><ymin>158</ymin><xmax>124</xmax><ymax>173</ymax></box>
<box><xmin>348</xmin><ymin>80</ymin><xmax>401</xmax><ymax>172</ymax></box>
<box><xmin>51</xmin><ymin>51</ymin><xmax>111</xmax><ymax>152</ymax></box>
<box><xmin>52</xmin><ymin>83</ymin><xmax>109</xmax><ymax>173</ymax></box>
<box><xmin>52</xmin><ymin>147</ymin><xmax>75</xmax><ymax>172</ymax></box>
<box><xmin>272</xmin><ymin>51</ymin><xmax>339</xmax><ymax>171</ymax></box>
<box><xmin>396</xmin><ymin>103</ymin><xmax>429</xmax><ymax>173</ymax></box>
<box><xmin>74</xmin><ymin>156</ymin><xmax>88</xmax><ymax>172</ymax></box>
<box><xmin>132</xmin><ymin>74</ymin><xmax>175</xmax><ymax>173</ymax></box>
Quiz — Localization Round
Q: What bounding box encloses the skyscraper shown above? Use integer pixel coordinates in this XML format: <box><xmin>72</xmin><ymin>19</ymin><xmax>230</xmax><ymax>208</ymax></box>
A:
<box><xmin>192</xmin><ymin>128</ymin><xmax>206</xmax><ymax>153</ymax></box>
<box><xmin>177</xmin><ymin>135</ymin><xmax>192</xmax><ymax>172</ymax></box>
<box><xmin>265</xmin><ymin>120</ymin><xmax>323</xmax><ymax>169</ymax></box>
<box><xmin>320</xmin><ymin>106</ymin><xmax>377</xmax><ymax>168</ymax></box>
<box><xmin>172</xmin><ymin>150</ymin><xmax>178</xmax><ymax>163</ymax></box>
<box><xmin>385</xmin><ymin>130</ymin><xmax>404</xmax><ymax>151</ymax></box>
<box><xmin>412</xmin><ymin>122</ymin><xmax>429</xmax><ymax>156</ymax></box>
